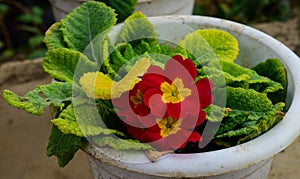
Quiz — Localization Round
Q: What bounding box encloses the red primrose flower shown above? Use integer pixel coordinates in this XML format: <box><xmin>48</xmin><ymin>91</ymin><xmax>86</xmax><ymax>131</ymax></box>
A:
<box><xmin>113</xmin><ymin>55</ymin><xmax>214</xmax><ymax>150</ymax></box>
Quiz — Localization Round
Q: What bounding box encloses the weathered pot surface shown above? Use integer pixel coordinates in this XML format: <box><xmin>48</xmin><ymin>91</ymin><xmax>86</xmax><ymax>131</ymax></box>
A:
<box><xmin>83</xmin><ymin>15</ymin><xmax>300</xmax><ymax>178</ymax></box>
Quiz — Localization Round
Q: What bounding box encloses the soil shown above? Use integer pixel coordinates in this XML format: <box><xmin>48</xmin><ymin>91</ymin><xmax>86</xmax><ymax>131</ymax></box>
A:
<box><xmin>0</xmin><ymin>15</ymin><xmax>299</xmax><ymax>178</ymax></box>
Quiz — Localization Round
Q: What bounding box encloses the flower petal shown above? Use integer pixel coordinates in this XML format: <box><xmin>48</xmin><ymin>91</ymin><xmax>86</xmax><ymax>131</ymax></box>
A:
<box><xmin>166</xmin><ymin>102</ymin><xmax>182</xmax><ymax>119</ymax></box>
<box><xmin>140</xmin><ymin>127</ymin><xmax>162</xmax><ymax>143</ymax></box>
<box><xmin>144</xmin><ymin>89</ymin><xmax>166</xmax><ymax>118</ymax></box>
<box><xmin>139</xmin><ymin>73</ymin><xmax>166</xmax><ymax>92</ymax></box>
<box><xmin>147</xmin><ymin>65</ymin><xmax>164</xmax><ymax>75</ymax></box>
<box><xmin>196</xmin><ymin>78</ymin><xmax>214</xmax><ymax>108</ymax></box>
<box><xmin>167</xmin><ymin>130</ymin><xmax>201</xmax><ymax>150</ymax></box>
<box><xmin>165</xmin><ymin>55</ymin><xmax>197</xmax><ymax>83</ymax></box>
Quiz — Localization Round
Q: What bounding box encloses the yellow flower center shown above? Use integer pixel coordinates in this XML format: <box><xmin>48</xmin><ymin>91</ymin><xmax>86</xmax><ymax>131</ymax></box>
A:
<box><xmin>157</xmin><ymin>116</ymin><xmax>182</xmax><ymax>138</ymax></box>
<box><xmin>130</xmin><ymin>89</ymin><xmax>144</xmax><ymax>105</ymax></box>
<box><xmin>160</xmin><ymin>78</ymin><xmax>191</xmax><ymax>103</ymax></box>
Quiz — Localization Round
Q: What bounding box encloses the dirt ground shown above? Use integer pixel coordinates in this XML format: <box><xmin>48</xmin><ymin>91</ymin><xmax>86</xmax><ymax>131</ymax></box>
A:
<box><xmin>0</xmin><ymin>15</ymin><xmax>299</xmax><ymax>179</ymax></box>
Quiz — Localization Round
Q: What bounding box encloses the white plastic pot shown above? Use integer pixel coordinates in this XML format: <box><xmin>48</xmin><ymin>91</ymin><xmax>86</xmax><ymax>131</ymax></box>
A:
<box><xmin>48</xmin><ymin>0</ymin><xmax>195</xmax><ymax>21</ymax></box>
<box><xmin>82</xmin><ymin>15</ymin><xmax>300</xmax><ymax>178</ymax></box>
<box><xmin>134</xmin><ymin>0</ymin><xmax>195</xmax><ymax>17</ymax></box>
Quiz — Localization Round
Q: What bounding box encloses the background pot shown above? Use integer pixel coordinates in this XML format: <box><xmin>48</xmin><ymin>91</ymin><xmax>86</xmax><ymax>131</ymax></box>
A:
<box><xmin>48</xmin><ymin>0</ymin><xmax>195</xmax><ymax>21</ymax></box>
<box><xmin>82</xmin><ymin>15</ymin><xmax>300</xmax><ymax>178</ymax></box>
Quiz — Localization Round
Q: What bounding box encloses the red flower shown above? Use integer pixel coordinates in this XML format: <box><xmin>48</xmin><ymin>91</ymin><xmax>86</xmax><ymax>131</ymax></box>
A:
<box><xmin>113</xmin><ymin>55</ymin><xmax>214</xmax><ymax>150</ymax></box>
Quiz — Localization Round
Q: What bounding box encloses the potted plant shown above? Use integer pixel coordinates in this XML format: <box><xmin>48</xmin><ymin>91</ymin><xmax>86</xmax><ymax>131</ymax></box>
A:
<box><xmin>49</xmin><ymin>0</ymin><xmax>195</xmax><ymax>21</ymax></box>
<box><xmin>2</xmin><ymin>1</ymin><xmax>300</xmax><ymax>178</ymax></box>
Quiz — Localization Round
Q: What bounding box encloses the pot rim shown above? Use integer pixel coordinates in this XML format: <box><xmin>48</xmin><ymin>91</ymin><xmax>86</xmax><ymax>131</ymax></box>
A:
<box><xmin>84</xmin><ymin>15</ymin><xmax>300</xmax><ymax>177</ymax></box>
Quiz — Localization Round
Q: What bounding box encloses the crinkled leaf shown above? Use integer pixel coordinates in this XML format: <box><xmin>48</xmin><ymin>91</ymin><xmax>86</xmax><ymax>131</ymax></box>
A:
<box><xmin>216</xmin><ymin>110</ymin><xmax>250</xmax><ymax>134</ymax></box>
<box><xmin>204</xmin><ymin>105</ymin><xmax>230</xmax><ymax>122</ymax></box>
<box><xmin>226</xmin><ymin>86</ymin><xmax>273</xmax><ymax>112</ymax></box>
<box><xmin>196</xmin><ymin>29</ymin><xmax>239</xmax><ymax>62</ymax></box>
<box><xmin>98</xmin><ymin>39</ymin><xmax>120</xmax><ymax>79</ymax></box>
<box><xmin>51</xmin><ymin>104</ymin><xmax>126</xmax><ymax>137</ymax></box>
<box><xmin>146</xmin><ymin>44</ymin><xmax>176</xmax><ymax>67</ymax></box>
<box><xmin>43</xmin><ymin>48</ymin><xmax>98</xmax><ymax>82</ymax></box>
<box><xmin>46</xmin><ymin>125</ymin><xmax>82</xmax><ymax>167</ymax></box>
<box><xmin>97</xmin><ymin>0</ymin><xmax>137</xmax><ymax>23</ymax></box>
<box><xmin>238</xmin><ymin>102</ymin><xmax>285</xmax><ymax>143</ymax></box>
<box><xmin>2</xmin><ymin>82</ymin><xmax>72</xmax><ymax>115</ymax></box>
<box><xmin>133</xmin><ymin>40</ymin><xmax>152</xmax><ymax>55</ymax></box>
<box><xmin>92</xmin><ymin>135</ymin><xmax>154</xmax><ymax>150</ymax></box>
<box><xmin>252</xmin><ymin>58</ymin><xmax>287</xmax><ymax>86</ymax></box>
<box><xmin>104</xmin><ymin>43</ymin><xmax>128</xmax><ymax>78</ymax></box>
<box><xmin>252</xmin><ymin>58</ymin><xmax>287</xmax><ymax>103</ymax></box>
<box><xmin>117</xmin><ymin>12</ymin><xmax>157</xmax><ymax>47</ymax></box>
<box><xmin>72</xmin><ymin>94</ymin><xmax>127</xmax><ymax>134</ymax></box>
<box><xmin>178</xmin><ymin>29</ymin><xmax>239</xmax><ymax>64</ymax></box>
<box><xmin>43</xmin><ymin>22</ymin><xmax>67</xmax><ymax>50</ymax></box>
<box><xmin>216</xmin><ymin>109</ymin><xmax>267</xmax><ymax>135</ymax></box>
<box><xmin>208</xmin><ymin>60</ymin><xmax>283</xmax><ymax>92</ymax></box>
<box><xmin>216</xmin><ymin>126</ymin><xmax>258</xmax><ymax>138</ymax></box>
<box><xmin>60</xmin><ymin>1</ymin><xmax>117</xmax><ymax>52</ymax></box>
<box><xmin>215</xmin><ymin>102</ymin><xmax>285</xmax><ymax>145</ymax></box>
<box><xmin>201</xmin><ymin>66</ymin><xmax>250</xmax><ymax>88</ymax></box>
<box><xmin>121</xmin><ymin>43</ymin><xmax>138</xmax><ymax>61</ymax></box>
<box><xmin>177</xmin><ymin>30</ymin><xmax>216</xmax><ymax>66</ymax></box>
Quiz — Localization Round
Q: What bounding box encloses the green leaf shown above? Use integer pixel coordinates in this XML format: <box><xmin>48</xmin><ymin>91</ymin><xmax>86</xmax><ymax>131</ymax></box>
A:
<box><xmin>60</xmin><ymin>1</ymin><xmax>117</xmax><ymax>52</ymax></box>
<box><xmin>43</xmin><ymin>48</ymin><xmax>98</xmax><ymax>82</ymax></box>
<box><xmin>97</xmin><ymin>0</ymin><xmax>137</xmax><ymax>23</ymax></box>
<box><xmin>216</xmin><ymin>125</ymin><xmax>258</xmax><ymax>138</ymax></box>
<box><xmin>177</xmin><ymin>30</ymin><xmax>215</xmax><ymax>65</ymax></box>
<box><xmin>215</xmin><ymin>102</ymin><xmax>285</xmax><ymax>145</ymax></box>
<box><xmin>46</xmin><ymin>125</ymin><xmax>82</xmax><ymax>167</ymax></box>
<box><xmin>146</xmin><ymin>44</ymin><xmax>176</xmax><ymax>67</ymax></box>
<box><xmin>104</xmin><ymin>42</ymin><xmax>128</xmax><ymax>78</ymax></box>
<box><xmin>252</xmin><ymin>58</ymin><xmax>287</xmax><ymax>103</ymax></box>
<box><xmin>92</xmin><ymin>135</ymin><xmax>154</xmax><ymax>150</ymax></box>
<box><xmin>216</xmin><ymin>110</ymin><xmax>250</xmax><ymax>134</ymax></box>
<box><xmin>133</xmin><ymin>40</ymin><xmax>151</xmax><ymax>55</ymax></box>
<box><xmin>207</xmin><ymin>60</ymin><xmax>284</xmax><ymax>92</ymax></box>
<box><xmin>117</xmin><ymin>11</ymin><xmax>157</xmax><ymax>47</ymax></box>
<box><xmin>51</xmin><ymin>104</ymin><xmax>126</xmax><ymax>137</ymax></box>
<box><xmin>178</xmin><ymin>29</ymin><xmax>239</xmax><ymax>63</ymax></box>
<box><xmin>2</xmin><ymin>82</ymin><xmax>73</xmax><ymax>115</ymax></box>
<box><xmin>43</xmin><ymin>22</ymin><xmax>67</xmax><ymax>50</ymax></box>
<box><xmin>204</xmin><ymin>105</ymin><xmax>230</xmax><ymax>122</ymax></box>
<box><xmin>201</xmin><ymin>66</ymin><xmax>250</xmax><ymax>88</ymax></box>
<box><xmin>226</xmin><ymin>86</ymin><xmax>273</xmax><ymax>112</ymax></box>
<box><xmin>238</xmin><ymin>102</ymin><xmax>285</xmax><ymax>144</ymax></box>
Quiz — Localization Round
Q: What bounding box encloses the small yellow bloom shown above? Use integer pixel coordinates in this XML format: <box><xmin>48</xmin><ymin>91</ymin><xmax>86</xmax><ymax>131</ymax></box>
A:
<box><xmin>79</xmin><ymin>57</ymin><xmax>151</xmax><ymax>100</ymax></box>
<box><xmin>161</xmin><ymin>78</ymin><xmax>191</xmax><ymax>103</ymax></box>
<box><xmin>157</xmin><ymin>116</ymin><xmax>182</xmax><ymax>138</ymax></box>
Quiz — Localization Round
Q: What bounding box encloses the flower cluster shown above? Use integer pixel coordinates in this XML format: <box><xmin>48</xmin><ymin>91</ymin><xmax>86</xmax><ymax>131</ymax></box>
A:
<box><xmin>113</xmin><ymin>55</ymin><xmax>214</xmax><ymax>150</ymax></box>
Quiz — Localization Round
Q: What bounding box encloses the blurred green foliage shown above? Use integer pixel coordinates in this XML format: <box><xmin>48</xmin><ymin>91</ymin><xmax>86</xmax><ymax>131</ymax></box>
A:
<box><xmin>193</xmin><ymin>0</ymin><xmax>299</xmax><ymax>24</ymax></box>
<box><xmin>0</xmin><ymin>0</ymin><xmax>53</xmax><ymax>63</ymax></box>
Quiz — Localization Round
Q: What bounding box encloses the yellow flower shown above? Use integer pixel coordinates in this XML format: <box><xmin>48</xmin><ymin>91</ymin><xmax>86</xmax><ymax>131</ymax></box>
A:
<box><xmin>79</xmin><ymin>57</ymin><xmax>151</xmax><ymax>100</ymax></box>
